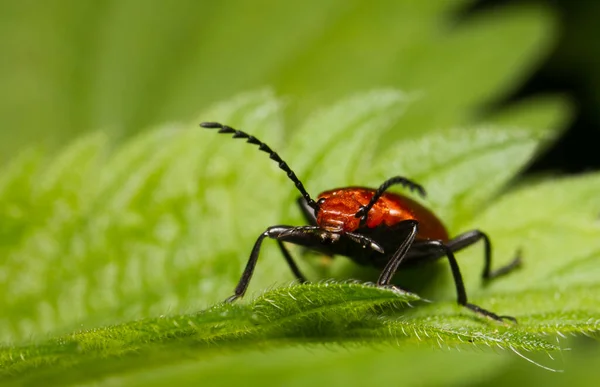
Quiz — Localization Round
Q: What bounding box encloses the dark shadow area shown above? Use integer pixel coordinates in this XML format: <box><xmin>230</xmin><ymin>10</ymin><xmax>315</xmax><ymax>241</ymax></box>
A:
<box><xmin>465</xmin><ymin>0</ymin><xmax>600</xmax><ymax>174</ymax></box>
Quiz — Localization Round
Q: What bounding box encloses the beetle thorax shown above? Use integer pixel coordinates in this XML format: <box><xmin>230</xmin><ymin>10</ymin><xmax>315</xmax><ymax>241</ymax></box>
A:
<box><xmin>316</xmin><ymin>189</ymin><xmax>385</xmax><ymax>233</ymax></box>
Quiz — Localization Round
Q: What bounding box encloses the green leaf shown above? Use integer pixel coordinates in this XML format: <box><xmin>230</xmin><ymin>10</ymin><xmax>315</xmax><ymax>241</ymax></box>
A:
<box><xmin>0</xmin><ymin>283</ymin><xmax>558</xmax><ymax>380</ymax></box>
<box><xmin>0</xmin><ymin>284</ymin><xmax>416</xmax><ymax>375</ymax></box>
<box><xmin>460</xmin><ymin>173</ymin><xmax>600</xmax><ymax>293</ymax></box>
<box><xmin>0</xmin><ymin>89</ymin><xmax>595</xmax><ymax>385</ymax></box>
<box><xmin>2</xmin><ymin>0</ymin><xmax>597</xmax><ymax>384</ymax></box>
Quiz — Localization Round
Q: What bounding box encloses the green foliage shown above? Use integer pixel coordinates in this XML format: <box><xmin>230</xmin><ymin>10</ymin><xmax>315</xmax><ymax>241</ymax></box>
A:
<box><xmin>0</xmin><ymin>283</ymin><xmax>566</xmax><ymax>379</ymax></box>
<box><xmin>1</xmin><ymin>1</ymin><xmax>598</xmax><ymax>386</ymax></box>
<box><xmin>0</xmin><ymin>89</ymin><xmax>597</xmax><ymax>384</ymax></box>
<box><xmin>0</xmin><ymin>1</ymin><xmax>556</xmax><ymax>156</ymax></box>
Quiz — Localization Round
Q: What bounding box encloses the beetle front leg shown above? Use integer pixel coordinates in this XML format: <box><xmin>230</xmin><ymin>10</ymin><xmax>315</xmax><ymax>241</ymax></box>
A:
<box><xmin>376</xmin><ymin>220</ymin><xmax>419</xmax><ymax>286</ymax></box>
<box><xmin>226</xmin><ymin>225</ymin><xmax>309</xmax><ymax>302</ymax></box>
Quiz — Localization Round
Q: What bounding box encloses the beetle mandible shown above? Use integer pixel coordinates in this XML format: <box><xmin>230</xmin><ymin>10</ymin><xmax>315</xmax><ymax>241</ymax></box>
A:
<box><xmin>201</xmin><ymin>122</ymin><xmax>522</xmax><ymax>322</ymax></box>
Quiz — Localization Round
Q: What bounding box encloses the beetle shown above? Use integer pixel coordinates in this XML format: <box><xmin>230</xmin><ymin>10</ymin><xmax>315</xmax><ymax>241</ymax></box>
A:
<box><xmin>201</xmin><ymin>121</ymin><xmax>522</xmax><ymax>322</ymax></box>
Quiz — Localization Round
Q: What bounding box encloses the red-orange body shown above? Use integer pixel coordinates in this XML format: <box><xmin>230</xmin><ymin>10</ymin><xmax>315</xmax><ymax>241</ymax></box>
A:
<box><xmin>316</xmin><ymin>187</ymin><xmax>449</xmax><ymax>241</ymax></box>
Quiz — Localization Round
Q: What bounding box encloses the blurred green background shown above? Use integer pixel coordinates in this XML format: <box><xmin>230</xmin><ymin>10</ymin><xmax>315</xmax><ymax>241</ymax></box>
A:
<box><xmin>0</xmin><ymin>0</ymin><xmax>565</xmax><ymax>156</ymax></box>
<box><xmin>2</xmin><ymin>0</ymin><xmax>598</xmax><ymax>169</ymax></box>
<box><xmin>1</xmin><ymin>0</ymin><xmax>599</xmax><ymax>385</ymax></box>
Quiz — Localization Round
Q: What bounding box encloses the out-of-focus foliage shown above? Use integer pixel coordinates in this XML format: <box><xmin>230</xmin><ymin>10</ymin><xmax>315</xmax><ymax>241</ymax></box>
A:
<box><xmin>1</xmin><ymin>0</ymin><xmax>599</xmax><ymax>386</ymax></box>
<box><xmin>0</xmin><ymin>1</ymin><xmax>559</xmax><ymax>157</ymax></box>
<box><xmin>1</xmin><ymin>91</ymin><xmax>597</xmax><ymax>385</ymax></box>
<box><xmin>0</xmin><ymin>89</ymin><xmax>571</xmax><ymax>343</ymax></box>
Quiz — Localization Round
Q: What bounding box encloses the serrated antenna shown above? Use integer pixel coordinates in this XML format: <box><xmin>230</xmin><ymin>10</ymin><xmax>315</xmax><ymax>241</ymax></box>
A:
<box><xmin>201</xmin><ymin>122</ymin><xmax>319</xmax><ymax>212</ymax></box>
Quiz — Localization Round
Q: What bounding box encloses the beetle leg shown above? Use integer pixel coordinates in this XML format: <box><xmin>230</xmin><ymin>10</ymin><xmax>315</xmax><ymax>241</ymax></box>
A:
<box><xmin>376</xmin><ymin>220</ymin><xmax>419</xmax><ymax>286</ymax></box>
<box><xmin>227</xmin><ymin>224</ymin><xmax>386</xmax><ymax>302</ymax></box>
<box><xmin>344</xmin><ymin>233</ymin><xmax>385</xmax><ymax>254</ymax></box>
<box><xmin>414</xmin><ymin>240</ymin><xmax>516</xmax><ymax>323</ymax></box>
<box><xmin>276</xmin><ymin>240</ymin><xmax>308</xmax><ymax>283</ymax></box>
<box><xmin>446</xmin><ymin>230</ymin><xmax>522</xmax><ymax>281</ymax></box>
<box><xmin>226</xmin><ymin>225</ymin><xmax>311</xmax><ymax>302</ymax></box>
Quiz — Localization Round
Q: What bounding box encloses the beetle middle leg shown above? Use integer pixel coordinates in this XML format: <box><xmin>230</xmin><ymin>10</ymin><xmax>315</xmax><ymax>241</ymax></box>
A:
<box><xmin>377</xmin><ymin>224</ymin><xmax>516</xmax><ymax>323</ymax></box>
<box><xmin>276</xmin><ymin>240</ymin><xmax>308</xmax><ymax>284</ymax></box>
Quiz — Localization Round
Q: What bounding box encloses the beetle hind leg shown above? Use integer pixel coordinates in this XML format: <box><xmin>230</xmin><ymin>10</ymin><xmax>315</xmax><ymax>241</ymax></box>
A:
<box><xmin>416</xmin><ymin>239</ymin><xmax>517</xmax><ymax>323</ymax></box>
<box><xmin>446</xmin><ymin>230</ymin><xmax>522</xmax><ymax>281</ymax></box>
<box><xmin>486</xmin><ymin>249</ymin><xmax>522</xmax><ymax>280</ymax></box>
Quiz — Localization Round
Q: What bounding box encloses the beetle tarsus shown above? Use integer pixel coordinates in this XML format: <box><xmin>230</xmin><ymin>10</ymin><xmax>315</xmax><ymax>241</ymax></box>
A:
<box><xmin>485</xmin><ymin>250</ymin><xmax>523</xmax><ymax>280</ymax></box>
<box><xmin>499</xmin><ymin>315</ymin><xmax>518</xmax><ymax>324</ymax></box>
<box><xmin>465</xmin><ymin>303</ymin><xmax>517</xmax><ymax>323</ymax></box>
<box><xmin>225</xmin><ymin>294</ymin><xmax>241</xmax><ymax>303</ymax></box>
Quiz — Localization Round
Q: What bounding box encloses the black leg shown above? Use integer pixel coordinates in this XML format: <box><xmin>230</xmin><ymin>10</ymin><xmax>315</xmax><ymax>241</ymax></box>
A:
<box><xmin>227</xmin><ymin>225</ymin><xmax>374</xmax><ymax>302</ymax></box>
<box><xmin>276</xmin><ymin>240</ymin><xmax>308</xmax><ymax>283</ymax></box>
<box><xmin>377</xmin><ymin>220</ymin><xmax>419</xmax><ymax>285</ymax></box>
<box><xmin>446</xmin><ymin>230</ymin><xmax>522</xmax><ymax>281</ymax></box>
<box><xmin>226</xmin><ymin>229</ymin><xmax>271</xmax><ymax>302</ymax></box>
<box><xmin>294</xmin><ymin>198</ymin><xmax>329</xmax><ymax>258</ymax></box>
<box><xmin>417</xmin><ymin>240</ymin><xmax>516</xmax><ymax>323</ymax></box>
<box><xmin>226</xmin><ymin>225</ymin><xmax>306</xmax><ymax>302</ymax></box>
